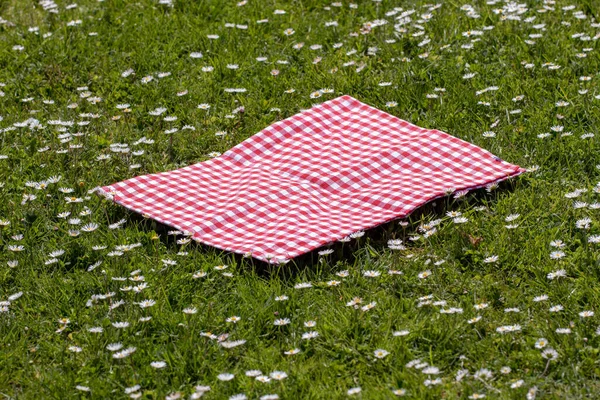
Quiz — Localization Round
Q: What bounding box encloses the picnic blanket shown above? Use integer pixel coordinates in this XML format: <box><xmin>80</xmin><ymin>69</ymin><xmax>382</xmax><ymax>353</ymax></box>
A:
<box><xmin>97</xmin><ymin>95</ymin><xmax>525</xmax><ymax>263</ymax></box>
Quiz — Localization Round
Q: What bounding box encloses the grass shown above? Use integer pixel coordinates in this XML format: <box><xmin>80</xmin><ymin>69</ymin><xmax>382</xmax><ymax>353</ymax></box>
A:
<box><xmin>1</xmin><ymin>0</ymin><xmax>600</xmax><ymax>398</ymax></box>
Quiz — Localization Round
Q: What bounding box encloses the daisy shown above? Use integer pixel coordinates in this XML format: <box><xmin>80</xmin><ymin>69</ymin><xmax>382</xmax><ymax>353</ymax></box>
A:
<box><xmin>374</xmin><ymin>349</ymin><xmax>390</xmax><ymax>358</ymax></box>
<box><xmin>547</xmin><ymin>270</ymin><xmax>567</xmax><ymax>280</ymax></box>
<box><xmin>137</xmin><ymin>299</ymin><xmax>156</xmax><ymax>308</ymax></box>
<box><xmin>301</xmin><ymin>331</ymin><xmax>319</xmax><ymax>340</ymax></box>
<box><xmin>483</xmin><ymin>255</ymin><xmax>498</xmax><ymax>263</ymax></box>
<box><xmin>361</xmin><ymin>301</ymin><xmax>376</xmax><ymax>311</ymax></box>
<box><xmin>474</xmin><ymin>368</ymin><xmax>493</xmax><ymax>380</ymax></box>
<box><xmin>542</xmin><ymin>348</ymin><xmax>558</xmax><ymax>360</ymax></box>
<box><xmin>363</xmin><ymin>270</ymin><xmax>381</xmax><ymax>277</ymax></box>
<box><xmin>151</xmin><ymin>361</ymin><xmax>167</xmax><ymax>369</ymax></box>
<box><xmin>422</xmin><ymin>366</ymin><xmax>440</xmax><ymax>375</ymax></box>
<box><xmin>269</xmin><ymin>371</ymin><xmax>287</xmax><ymax>380</ymax></box>
<box><xmin>469</xmin><ymin>394</ymin><xmax>486</xmax><ymax>399</ymax></box>
<box><xmin>294</xmin><ymin>282</ymin><xmax>312</xmax><ymax>289</ymax></box>
<box><xmin>511</xmin><ymin>380</ymin><xmax>524</xmax><ymax>389</ymax></box>
<box><xmin>496</xmin><ymin>325</ymin><xmax>521</xmax><ymax>333</ymax></box>
<box><xmin>418</xmin><ymin>270</ymin><xmax>432</xmax><ymax>279</ymax></box>
<box><xmin>217</xmin><ymin>373</ymin><xmax>235</xmax><ymax>381</ymax></box>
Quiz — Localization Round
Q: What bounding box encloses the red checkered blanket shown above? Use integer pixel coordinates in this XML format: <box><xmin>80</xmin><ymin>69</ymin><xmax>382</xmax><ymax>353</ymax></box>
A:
<box><xmin>97</xmin><ymin>95</ymin><xmax>524</xmax><ymax>262</ymax></box>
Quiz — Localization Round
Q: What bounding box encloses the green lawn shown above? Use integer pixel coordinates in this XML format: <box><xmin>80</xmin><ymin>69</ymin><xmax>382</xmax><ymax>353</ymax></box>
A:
<box><xmin>1</xmin><ymin>0</ymin><xmax>600</xmax><ymax>398</ymax></box>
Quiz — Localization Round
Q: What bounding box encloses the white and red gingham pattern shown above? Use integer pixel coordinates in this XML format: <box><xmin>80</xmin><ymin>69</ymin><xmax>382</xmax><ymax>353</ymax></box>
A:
<box><xmin>98</xmin><ymin>95</ymin><xmax>525</xmax><ymax>263</ymax></box>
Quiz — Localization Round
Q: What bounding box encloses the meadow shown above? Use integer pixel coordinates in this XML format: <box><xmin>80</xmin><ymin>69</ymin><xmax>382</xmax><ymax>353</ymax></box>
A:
<box><xmin>1</xmin><ymin>0</ymin><xmax>600</xmax><ymax>398</ymax></box>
